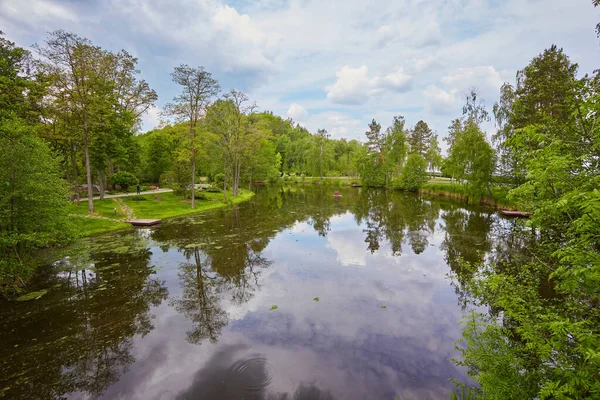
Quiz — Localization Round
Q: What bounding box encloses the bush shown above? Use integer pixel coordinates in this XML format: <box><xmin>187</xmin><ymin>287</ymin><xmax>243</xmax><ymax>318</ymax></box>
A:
<box><xmin>194</xmin><ymin>192</ymin><xmax>207</xmax><ymax>200</ymax></box>
<box><xmin>213</xmin><ymin>173</ymin><xmax>225</xmax><ymax>186</ymax></box>
<box><xmin>109</xmin><ymin>171</ymin><xmax>139</xmax><ymax>191</ymax></box>
<box><xmin>395</xmin><ymin>154</ymin><xmax>428</xmax><ymax>191</ymax></box>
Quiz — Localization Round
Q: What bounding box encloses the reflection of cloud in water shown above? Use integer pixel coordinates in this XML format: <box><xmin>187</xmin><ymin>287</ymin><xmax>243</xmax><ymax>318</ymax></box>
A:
<box><xmin>326</xmin><ymin>214</ymin><xmax>369</xmax><ymax>267</ymax></box>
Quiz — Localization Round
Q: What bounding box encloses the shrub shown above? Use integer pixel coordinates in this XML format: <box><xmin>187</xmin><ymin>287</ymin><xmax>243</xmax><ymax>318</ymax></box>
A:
<box><xmin>213</xmin><ymin>173</ymin><xmax>225</xmax><ymax>186</ymax></box>
<box><xmin>395</xmin><ymin>154</ymin><xmax>428</xmax><ymax>191</ymax></box>
<box><xmin>109</xmin><ymin>171</ymin><xmax>139</xmax><ymax>191</ymax></box>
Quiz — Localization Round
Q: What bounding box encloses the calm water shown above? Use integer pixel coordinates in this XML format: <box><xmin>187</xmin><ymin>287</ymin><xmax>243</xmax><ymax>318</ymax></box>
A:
<box><xmin>0</xmin><ymin>186</ymin><xmax>512</xmax><ymax>400</ymax></box>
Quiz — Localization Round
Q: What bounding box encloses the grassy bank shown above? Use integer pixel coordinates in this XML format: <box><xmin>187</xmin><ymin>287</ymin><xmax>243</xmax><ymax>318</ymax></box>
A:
<box><xmin>419</xmin><ymin>179</ymin><xmax>518</xmax><ymax>209</ymax></box>
<box><xmin>122</xmin><ymin>190</ymin><xmax>254</xmax><ymax>219</ymax></box>
<box><xmin>68</xmin><ymin>189</ymin><xmax>255</xmax><ymax>236</ymax></box>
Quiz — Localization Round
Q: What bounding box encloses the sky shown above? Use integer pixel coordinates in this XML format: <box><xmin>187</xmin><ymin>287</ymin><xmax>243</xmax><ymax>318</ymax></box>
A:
<box><xmin>1</xmin><ymin>0</ymin><xmax>598</xmax><ymax>149</ymax></box>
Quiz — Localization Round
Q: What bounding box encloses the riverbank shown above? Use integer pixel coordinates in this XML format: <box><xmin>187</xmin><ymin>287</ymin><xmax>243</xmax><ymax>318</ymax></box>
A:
<box><xmin>69</xmin><ymin>189</ymin><xmax>255</xmax><ymax>236</ymax></box>
<box><xmin>419</xmin><ymin>181</ymin><xmax>518</xmax><ymax>209</ymax></box>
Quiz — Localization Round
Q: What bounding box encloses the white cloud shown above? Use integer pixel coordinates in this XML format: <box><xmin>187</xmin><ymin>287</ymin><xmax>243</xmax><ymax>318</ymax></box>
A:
<box><xmin>423</xmin><ymin>85</ymin><xmax>459</xmax><ymax>114</ymax></box>
<box><xmin>440</xmin><ymin>66</ymin><xmax>510</xmax><ymax>100</ymax></box>
<box><xmin>141</xmin><ymin>105</ymin><xmax>162</xmax><ymax>132</ymax></box>
<box><xmin>0</xmin><ymin>0</ymin><xmax>78</xmax><ymax>24</ymax></box>
<box><xmin>286</xmin><ymin>103</ymin><xmax>308</xmax><ymax>121</ymax></box>
<box><xmin>301</xmin><ymin>111</ymin><xmax>363</xmax><ymax>140</ymax></box>
<box><xmin>326</xmin><ymin>65</ymin><xmax>412</xmax><ymax>105</ymax></box>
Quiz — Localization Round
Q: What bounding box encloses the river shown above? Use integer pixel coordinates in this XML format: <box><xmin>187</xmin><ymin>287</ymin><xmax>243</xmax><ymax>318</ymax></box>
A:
<box><xmin>0</xmin><ymin>185</ymin><xmax>515</xmax><ymax>400</ymax></box>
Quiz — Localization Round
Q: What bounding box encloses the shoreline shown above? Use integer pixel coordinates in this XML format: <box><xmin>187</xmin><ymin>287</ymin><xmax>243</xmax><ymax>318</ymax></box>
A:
<box><xmin>71</xmin><ymin>190</ymin><xmax>255</xmax><ymax>237</ymax></box>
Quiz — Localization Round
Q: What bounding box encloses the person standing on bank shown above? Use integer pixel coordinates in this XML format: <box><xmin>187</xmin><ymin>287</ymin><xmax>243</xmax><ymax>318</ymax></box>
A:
<box><xmin>136</xmin><ymin>183</ymin><xmax>141</xmax><ymax>195</ymax></box>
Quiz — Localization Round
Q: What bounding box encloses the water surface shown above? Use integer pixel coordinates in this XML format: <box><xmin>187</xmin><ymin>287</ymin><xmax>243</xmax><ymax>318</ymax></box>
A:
<box><xmin>0</xmin><ymin>186</ymin><xmax>509</xmax><ymax>400</ymax></box>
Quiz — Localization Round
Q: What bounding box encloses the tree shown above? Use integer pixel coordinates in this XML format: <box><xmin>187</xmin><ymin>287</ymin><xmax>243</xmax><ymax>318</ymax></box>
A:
<box><xmin>315</xmin><ymin>129</ymin><xmax>330</xmax><ymax>178</ymax></box>
<box><xmin>108</xmin><ymin>171</ymin><xmax>138</xmax><ymax>192</ymax></box>
<box><xmin>425</xmin><ymin>134</ymin><xmax>442</xmax><ymax>176</ymax></box>
<box><xmin>454</xmin><ymin>45</ymin><xmax>600</xmax><ymax>398</ymax></box>
<box><xmin>385</xmin><ymin>115</ymin><xmax>409</xmax><ymax>181</ymax></box>
<box><xmin>408</xmin><ymin>120</ymin><xmax>432</xmax><ymax>157</ymax></box>
<box><xmin>164</xmin><ymin>65</ymin><xmax>219</xmax><ymax>208</ymax></box>
<box><xmin>0</xmin><ymin>118</ymin><xmax>74</xmax><ymax>294</ymax></box>
<box><xmin>462</xmin><ymin>87</ymin><xmax>490</xmax><ymax>126</ymax></box>
<box><xmin>445</xmin><ymin>120</ymin><xmax>496</xmax><ymax>199</ymax></box>
<box><xmin>35</xmin><ymin>31</ymin><xmax>115</xmax><ymax>213</ymax></box>
<box><xmin>205</xmin><ymin>90</ymin><xmax>262</xmax><ymax>198</ymax></box>
<box><xmin>394</xmin><ymin>153</ymin><xmax>428</xmax><ymax>191</ymax></box>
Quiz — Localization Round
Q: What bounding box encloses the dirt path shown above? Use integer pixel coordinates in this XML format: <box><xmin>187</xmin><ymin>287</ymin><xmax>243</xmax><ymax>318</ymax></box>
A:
<box><xmin>115</xmin><ymin>198</ymin><xmax>136</xmax><ymax>220</ymax></box>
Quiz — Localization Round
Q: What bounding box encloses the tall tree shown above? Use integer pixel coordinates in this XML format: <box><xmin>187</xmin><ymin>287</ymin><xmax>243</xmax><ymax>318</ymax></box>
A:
<box><xmin>385</xmin><ymin>115</ymin><xmax>408</xmax><ymax>180</ymax></box>
<box><xmin>205</xmin><ymin>90</ymin><xmax>262</xmax><ymax>198</ymax></box>
<box><xmin>425</xmin><ymin>133</ymin><xmax>442</xmax><ymax>175</ymax></box>
<box><xmin>408</xmin><ymin>120</ymin><xmax>432</xmax><ymax>157</ymax></box>
<box><xmin>35</xmin><ymin>31</ymin><xmax>108</xmax><ymax>212</ymax></box>
<box><xmin>315</xmin><ymin>128</ymin><xmax>330</xmax><ymax>178</ymax></box>
<box><xmin>164</xmin><ymin>65</ymin><xmax>219</xmax><ymax>208</ymax></box>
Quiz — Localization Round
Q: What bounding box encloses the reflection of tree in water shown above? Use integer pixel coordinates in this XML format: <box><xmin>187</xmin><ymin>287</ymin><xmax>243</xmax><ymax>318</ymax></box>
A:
<box><xmin>171</xmin><ymin>248</ymin><xmax>228</xmax><ymax>344</ymax></box>
<box><xmin>0</xmin><ymin>231</ymin><xmax>168</xmax><ymax>400</ymax></box>
<box><xmin>439</xmin><ymin>205</ymin><xmax>494</xmax><ymax>308</ymax></box>
<box><xmin>170</xmin><ymin>206</ymin><xmax>272</xmax><ymax>345</ymax></box>
<box><xmin>352</xmin><ymin>189</ymin><xmax>440</xmax><ymax>255</ymax></box>
<box><xmin>175</xmin><ymin>345</ymin><xmax>336</xmax><ymax>400</ymax></box>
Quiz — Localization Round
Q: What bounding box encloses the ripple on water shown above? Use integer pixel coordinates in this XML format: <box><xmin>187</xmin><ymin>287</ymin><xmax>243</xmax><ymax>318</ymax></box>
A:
<box><xmin>231</xmin><ymin>357</ymin><xmax>274</xmax><ymax>392</ymax></box>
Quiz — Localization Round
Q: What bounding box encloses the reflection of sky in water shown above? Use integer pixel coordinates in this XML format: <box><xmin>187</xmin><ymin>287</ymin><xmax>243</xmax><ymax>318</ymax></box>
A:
<box><xmin>98</xmin><ymin>210</ymin><xmax>470</xmax><ymax>400</ymax></box>
<box><xmin>0</xmin><ymin>188</ymin><xmax>499</xmax><ymax>400</ymax></box>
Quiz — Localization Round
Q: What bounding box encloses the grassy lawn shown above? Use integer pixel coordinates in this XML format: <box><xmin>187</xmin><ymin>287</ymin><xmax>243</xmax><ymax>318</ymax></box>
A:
<box><xmin>68</xmin><ymin>198</ymin><xmax>127</xmax><ymax>219</ymax></box>
<box><xmin>122</xmin><ymin>189</ymin><xmax>255</xmax><ymax>219</ymax></box>
<box><xmin>67</xmin><ymin>189</ymin><xmax>254</xmax><ymax>237</ymax></box>
<box><xmin>70</xmin><ymin>216</ymin><xmax>131</xmax><ymax>236</ymax></box>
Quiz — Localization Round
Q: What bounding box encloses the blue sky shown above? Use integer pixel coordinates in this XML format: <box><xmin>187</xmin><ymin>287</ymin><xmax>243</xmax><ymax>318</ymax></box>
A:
<box><xmin>1</xmin><ymin>0</ymin><xmax>598</xmax><ymax>150</ymax></box>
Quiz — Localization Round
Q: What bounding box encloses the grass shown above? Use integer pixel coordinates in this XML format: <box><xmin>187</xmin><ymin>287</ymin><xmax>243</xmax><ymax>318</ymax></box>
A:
<box><xmin>121</xmin><ymin>189</ymin><xmax>255</xmax><ymax>219</ymax></box>
<box><xmin>70</xmin><ymin>216</ymin><xmax>131</xmax><ymax>236</ymax></box>
<box><xmin>67</xmin><ymin>189</ymin><xmax>254</xmax><ymax>237</ymax></box>
<box><xmin>421</xmin><ymin>179</ymin><xmax>517</xmax><ymax>208</ymax></box>
<box><xmin>68</xmin><ymin>198</ymin><xmax>127</xmax><ymax>219</ymax></box>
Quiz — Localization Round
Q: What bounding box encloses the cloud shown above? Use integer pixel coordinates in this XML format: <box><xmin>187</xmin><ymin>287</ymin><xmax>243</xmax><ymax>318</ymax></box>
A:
<box><xmin>423</xmin><ymin>85</ymin><xmax>459</xmax><ymax>114</ymax></box>
<box><xmin>0</xmin><ymin>0</ymin><xmax>78</xmax><ymax>26</ymax></box>
<box><xmin>286</xmin><ymin>103</ymin><xmax>308</xmax><ymax>121</ymax></box>
<box><xmin>301</xmin><ymin>111</ymin><xmax>364</xmax><ymax>140</ymax></box>
<box><xmin>440</xmin><ymin>66</ymin><xmax>509</xmax><ymax>100</ymax></box>
<box><xmin>326</xmin><ymin>66</ymin><xmax>412</xmax><ymax>105</ymax></box>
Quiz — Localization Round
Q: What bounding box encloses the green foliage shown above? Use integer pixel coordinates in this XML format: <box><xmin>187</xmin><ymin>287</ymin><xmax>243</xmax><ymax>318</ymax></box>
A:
<box><xmin>445</xmin><ymin>120</ymin><xmax>496</xmax><ymax>200</ymax></box>
<box><xmin>108</xmin><ymin>171</ymin><xmax>138</xmax><ymax>191</ymax></box>
<box><xmin>453</xmin><ymin>46</ymin><xmax>600</xmax><ymax>399</ymax></box>
<box><xmin>408</xmin><ymin>120</ymin><xmax>433</xmax><ymax>157</ymax></box>
<box><xmin>394</xmin><ymin>154</ymin><xmax>428</xmax><ymax>191</ymax></box>
<box><xmin>213</xmin><ymin>173</ymin><xmax>225</xmax><ymax>186</ymax></box>
<box><xmin>0</xmin><ymin>117</ymin><xmax>75</xmax><ymax>294</ymax></box>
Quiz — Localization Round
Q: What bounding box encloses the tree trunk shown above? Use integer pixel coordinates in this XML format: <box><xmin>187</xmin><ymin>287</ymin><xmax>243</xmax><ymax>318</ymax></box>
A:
<box><xmin>84</xmin><ymin>138</ymin><xmax>94</xmax><ymax>212</ymax></box>
<box><xmin>191</xmin><ymin>154</ymin><xmax>196</xmax><ymax>209</ymax></box>
<box><xmin>71</xmin><ymin>143</ymin><xmax>80</xmax><ymax>205</ymax></box>
<box><xmin>98</xmin><ymin>168</ymin><xmax>105</xmax><ymax>200</ymax></box>
<box><xmin>223</xmin><ymin>166</ymin><xmax>228</xmax><ymax>201</ymax></box>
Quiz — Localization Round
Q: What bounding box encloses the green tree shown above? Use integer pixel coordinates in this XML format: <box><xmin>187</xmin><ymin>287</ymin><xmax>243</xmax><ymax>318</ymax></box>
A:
<box><xmin>394</xmin><ymin>153</ymin><xmax>428</xmax><ymax>191</ymax></box>
<box><xmin>108</xmin><ymin>171</ymin><xmax>138</xmax><ymax>192</ymax></box>
<box><xmin>408</xmin><ymin>120</ymin><xmax>432</xmax><ymax>157</ymax></box>
<box><xmin>454</xmin><ymin>45</ymin><xmax>600</xmax><ymax>399</ymax></box>
<box><xmin>35</xmin><ymin>31</ymin><xmax>115</xmax><ymax>213</ymax></box>
<box><xmin>164</xmin><ymin>65</ymin><xmax>220</xmax><ymax>208</ymax></box>
<box><xmin>0</xmin><ymin>118</ymin><xmax>74</xmax><ymax>294</ymax></box>
<box><xmin>425</xmin><ymin>134</ymin><xmax>442</xmax><ymax>175</ymax></box>
<box><xmin>385</xmin><ymin>115</ymin><xmax>409</xmax><ymax>181</ymax></box>
<box><xmin>445</xmin><ymin>120</ymin><xmax>496</xmax><ymax>199</ymax></box>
